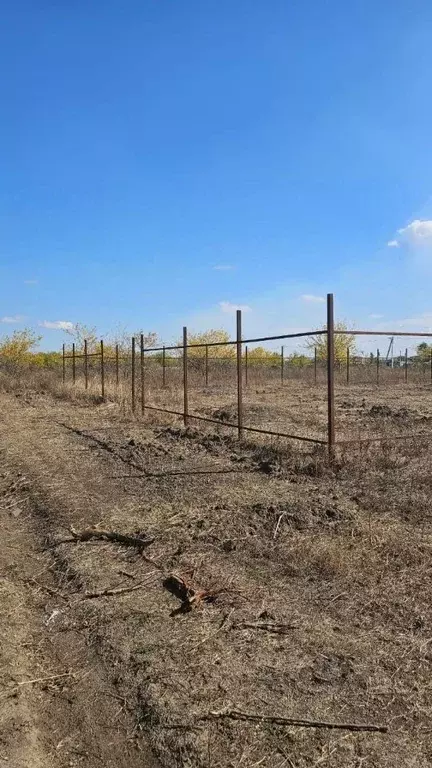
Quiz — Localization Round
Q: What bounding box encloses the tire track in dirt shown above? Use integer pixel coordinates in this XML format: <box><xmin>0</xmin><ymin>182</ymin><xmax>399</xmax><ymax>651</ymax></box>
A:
<box><xmin>0</xmin><ymin>417</ymin><xmax>160</xmax><ymax>767</ymax></box>
<box><xmin>2</xmin><ymin>391</ymin><xmax>432</xmax><ymax>767</ymax></box>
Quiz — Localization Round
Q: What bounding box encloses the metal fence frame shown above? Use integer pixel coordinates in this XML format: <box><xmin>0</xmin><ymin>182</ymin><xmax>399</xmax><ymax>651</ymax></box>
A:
<box><xmin>61</xmin><ymin>294</ymin><xmax>432</xmax><ymax>455</ymax></box>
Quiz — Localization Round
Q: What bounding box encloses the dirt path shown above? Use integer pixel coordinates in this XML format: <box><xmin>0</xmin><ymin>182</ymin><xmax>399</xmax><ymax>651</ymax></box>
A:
<box><xmin>0</xmin><ymin>413</ymin><xmax>159</xmax><ymax>767</ymax></box>
<box><xmin>1</xmin><ymin>390</ymin><xmax>432</xmax><ymax>767</ymax></box>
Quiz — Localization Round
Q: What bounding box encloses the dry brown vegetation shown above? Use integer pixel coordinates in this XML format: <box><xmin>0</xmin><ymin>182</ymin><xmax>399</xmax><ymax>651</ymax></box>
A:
<box><xmin>1</xmin><ymin>366</ymin><xmax>432</xmax><ymax>767</ymax></box>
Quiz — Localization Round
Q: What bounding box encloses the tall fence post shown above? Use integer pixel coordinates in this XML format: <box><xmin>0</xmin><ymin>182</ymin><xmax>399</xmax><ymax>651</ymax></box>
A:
<box><xmin>405</xmin><ymin>347</ymin><xmax>408</xmax><ymax>383</ymax></box>
<box><xmin>236</xmin><ymin>310</ymin><xmax>243</xmax><ymax>439</ymax></box>
<box><xmin>327</xmin><ymin>294</ymin><xmax>335</xmax><ymax>456</ymax></box>
<box><xmin>100</xmin><ymin>340</ymin><xmax>105</xmax><ymax>399</ymax></box>
<box><xmin>430</xmin><ymin>348</ymin><xmax>432</xmax><ymax>384</ymax></box>
<box><xmin>346</xmin><ymin>346</ymin><xmax>350</xmax><ymax>386</ymax></box>
<box><xmin>72</xmin><ymin>343</ymin><xmax>76</xmax><ymax>385</ymax></box>
<box><xmin>205</xmin><ymin>344</ymin><xmax>209</xmax><ymax>387</ymax></box>
<box><xmin>162</xmin><ymin>346</ymin><xmax>166</xmax><ymax>387</ymax></box>
<box><xmin>376</xmin><ymin>349</ymin><xmax>380</xmax><ymax>385</ymax></box>
<box><xmin>281</xmin><ymin>345</ymin><xmax>284</xmax><ymax>385</ymax></box>
<box><xmin>140</xmin><ymin>333</ymin><xmax>145</xmax><ymax>415</ymax></box>
<box><xmin>62</xmin><ymin>343</ymin><xmax>66</xmax><ymax>384</ymax></box>
<box><xmin>314</xmin><ymin>346</ymin><xmax>317</xmax><ymax>385</ymax></box>
<box><xmin>183</xmin><ymin>327</ymin><xmax>188</xmax><ymax>426</ymax></box>
<box><xmin>115</xmin><ymin>344</ymin><xmax>119</xmax><ymax>387</ymax></box>
<box><xmin>245</xmin><ymin>345</ymin><xmax>248</xmax><ymax>387</ymax></box>
<box><xmin>84</xmin><ymin>339</ymin><xmax>88</xmax><ymax>390</ymax></box>
<box><xmin>131</xmin><ymin>337</ymin><xmax>136</xmax><ymax>412</ymax></box>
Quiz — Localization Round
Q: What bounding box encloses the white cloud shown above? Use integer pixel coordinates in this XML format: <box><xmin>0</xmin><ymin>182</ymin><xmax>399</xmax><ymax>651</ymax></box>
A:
<box><xmin>1</xmin><ymin>314</ymin><xmax>25</xmax><ymax>323</ymax></box>
<box><xmin>300</xmin><ymin>294</ymin><xmax>325</xmax><ymax>303</ymax></box>
<box><xmin>387</xmin><ymin>219</ymin><xmax>432</xmax><ymax>249</ymax></box>
<box><xmin>213</xmin><ymin>264</ymin><xmax>234</xmax><ymax>271</ymax></box>
<box><xmin>24</xmin><ymin>279</ymin><xmax>38</xmax><ymax>285</ymax></box>
<box><xmin>369</xmin><ymin>313</ymin><xmax>384</xmax><ymax>319</ymax></box>
<box><xmin>39</xmin><ymin>320</ymin><xmax>74</xmax><ymax>330</ymax></box>
<box><xmin>219</xmin><ymin>301</ymin><xmax>251</xmax><ymax>314</ymax></box>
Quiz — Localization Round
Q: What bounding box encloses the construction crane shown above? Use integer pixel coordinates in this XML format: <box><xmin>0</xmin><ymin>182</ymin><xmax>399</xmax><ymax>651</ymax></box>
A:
<box><xmin>385</xmin><ymin>336</ymin><xmax>394</xmax><ymax>367</ymax></box>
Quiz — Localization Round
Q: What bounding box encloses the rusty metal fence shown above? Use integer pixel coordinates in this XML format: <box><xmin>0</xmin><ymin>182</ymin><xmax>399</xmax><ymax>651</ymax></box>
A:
<box><xmin>62</xmin><ymin>294</ymin><xmax>432</xmax><ymax>455</ymax></box>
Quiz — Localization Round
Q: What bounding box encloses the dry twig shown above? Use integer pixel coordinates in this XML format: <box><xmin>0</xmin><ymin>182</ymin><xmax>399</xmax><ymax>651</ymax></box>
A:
<box><xmin>66</xmin><ymin>525</ymin><xmax>154</xmax><ymax>550</ymax></box>
<box><xmin>239</xmin><ymin>621</ymin><xmax>298</xmax><ymax>634</ymax></box>
<box><xmin>200</xmin><ymin>709</ymin><xmax>388</xmax><ymax>733</ymax></box>
<box><xmin>17</xmin><ymin>671</ymin><xmax>76</xmax><ymax>686</ymax></box>
<box><xmin>83</xmin><ymin>571</ymin><xmax>158</xmax><ymax>599</ymax></box>
<box><xmin>273</xmin><ymin>512</ymin><xmax>287</xmax><ymax>539</ymax></box>
<box><xmin>26</xmin><ymin>578</ymin><xmax>68</xmax><ymax>601</ymax></box>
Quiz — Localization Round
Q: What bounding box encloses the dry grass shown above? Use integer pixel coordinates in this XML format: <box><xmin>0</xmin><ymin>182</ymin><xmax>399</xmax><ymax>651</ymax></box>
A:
<box><xmin>1</xmin><ymin>368</ymin><xmax>432</xmax><ymax>766</ymax></box>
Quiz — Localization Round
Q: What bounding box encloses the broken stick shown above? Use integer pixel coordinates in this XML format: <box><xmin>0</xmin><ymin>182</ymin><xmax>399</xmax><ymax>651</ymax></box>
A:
<box><xmin>68</xmin><ymin>526</ymin><xmax>154</xmax><ymax>550</ymax></box>
<box><xmin>200</xmin><ymin>709</ymin><xmax>388</xmax><ymax>733</ymax></box>
<box><xmin>83</xmin><ymin>571</ymin><xmax>158</xmax><ymax>599</ymax></box>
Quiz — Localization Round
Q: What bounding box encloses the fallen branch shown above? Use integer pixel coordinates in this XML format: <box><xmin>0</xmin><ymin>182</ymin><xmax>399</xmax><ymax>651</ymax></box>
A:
<box><xmin>68</xmin><ymin>525</ymin><xmax>155</xmax><ymax>550</ymax></box>
<box><xmin>83</xmin><ymin>571</ymin><xmax>158</xmax><ymax>599</ymax></box>
<box><xmin>200</xmin><ymin>709</ymin><xmax>388</xmax><ymax>733</ymax></box>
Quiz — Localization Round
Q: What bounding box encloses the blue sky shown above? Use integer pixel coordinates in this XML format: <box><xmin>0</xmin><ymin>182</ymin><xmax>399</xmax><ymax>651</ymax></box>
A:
<box><xmin>2</xmin><ymin>1</ymin><xmax>432</xmax><ymax>353</ymax></box>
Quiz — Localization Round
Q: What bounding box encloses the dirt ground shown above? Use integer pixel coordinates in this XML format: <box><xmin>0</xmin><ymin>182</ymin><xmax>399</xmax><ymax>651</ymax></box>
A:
<box><xmin>1</xmin><ymin>381</ymin><xmax>432</xmax><ymax>767</ymax></box>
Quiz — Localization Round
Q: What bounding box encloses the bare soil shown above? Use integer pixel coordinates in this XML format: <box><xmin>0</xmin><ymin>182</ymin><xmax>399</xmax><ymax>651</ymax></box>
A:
<box><xmin>1</xmin><ymin>382</ymin><xmax>432</xmax><ymax>767</ymax></box>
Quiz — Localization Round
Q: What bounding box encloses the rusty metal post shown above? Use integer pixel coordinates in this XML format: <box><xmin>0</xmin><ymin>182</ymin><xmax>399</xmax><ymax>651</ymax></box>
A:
<box><xmin>84</xmin><ymin>339</ymin><xmax>88</xmax><ymax>390</ymax></box>
<box><xmin>236</xmin><ymin>310</ymin><xmax>243</xmax><ymax>439</ymax></box>
<box><xmin>183</xmin><ymin>327</ymin><xmax>188</xmax><ymax>426</ymax></box>
<box><xmin>205</xmin><ymin>344</ymin><xmax>209</xmax><ymax>387</ymax></box>
<box><xmin>281</xmin><ymin>345</ymin><xmax>284</xmax><ymax>385</ymax></box>
<box><xmin>327</xmin><ymin>294</ymin><xmax>335</xmax><ymax>456</ymax></box>
<box><xmin>62</xmin><ymin>343</ymin><xmax>65</xmax><ymax>384</ymax></box>
<box><xmin>131</xmin><ymin>337</ymin><xmax>136</xmax><ymax>412</ymax></box>
<box><xmin>100</xmin><ymin>340</ymin><xmax>105</xmax><ymax>399</ymax></box>
<box><xmin>140</xmin><ymin>333</ymin><xmax>145</xmax><ymax>415</ymax></box>
<box><xmin>115</xmin><ymin>344</ymin><xmax>119</xmax><ymax>386</ymax></box>
<box><xmin>72</xmin><ymin>343</ymin><xmax>76</xmax><ymax>384</ymax></box>
<box><xmin>245</xmin><ymin>345</ymin><xmax>248</xmax><ymax>387</ymax></box>
<box><xmin>405</xmin><ymin>347</ymin><xmax>408</xmax><ymax>383</ymax></box>
<box><xmin>376</xmin><ymin>349</ymin><xmax>380</xmax><ymax>385</ymax></box>
<box><xmin>314</xmin><ymin>346</ymin><xmax>317</xmax><ymax>385</ymax></box>
<box><xmin>346</xmin><ymin>346</ymin><xmax>350</xmax><ymax>385</ymax></box>
<box><xmin>162</xmin><ymin>345</ymin><xmax>166</xmax><ymax>387</ymax></box>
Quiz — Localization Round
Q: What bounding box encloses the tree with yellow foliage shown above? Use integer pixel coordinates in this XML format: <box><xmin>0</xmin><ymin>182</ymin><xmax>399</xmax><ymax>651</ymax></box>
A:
<box><xmin>178</xmin><ymin>329</ymin><xmax>235</xmax><ymax>358</ymax></box>
<box><xmin>0</xmin><ymin>329</ymin><xmax>42</xmax><ymax>362</ymax></box>
<box><xmin>305</xmin><ymin>322</ymin><xmax>356</xmax><ymax>363</ymax></box>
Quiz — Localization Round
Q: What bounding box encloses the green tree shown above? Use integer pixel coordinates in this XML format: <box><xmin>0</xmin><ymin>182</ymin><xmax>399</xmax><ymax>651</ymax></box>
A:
<box><xmin>305</xmin><ymin>321</ymin><xmax>356</xmax><ymax>363</ymax></box>
<box><xmin>288</xmin><ymin>352</ymin><xmax>310</xmax><ymax>367</ymax></box>
<box><xmin>417</xmin><ymin>342</ymin><xmax>431</xmax><ymax>360</ymax></box>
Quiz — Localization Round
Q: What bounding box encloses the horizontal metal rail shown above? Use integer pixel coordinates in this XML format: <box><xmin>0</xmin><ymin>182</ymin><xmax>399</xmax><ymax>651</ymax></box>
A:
<box><xmin>143</xmin><ymin>404</ymin><xmax>326</xmax><ymax>444</ymax></box>
<box><xmin>64</xmin><ymin>352</ymin><xmax>101</xmax><ymax>359</ymax></box>
<box><xmin>338</xmin><ymin>330</ymin><xmax>432</xmax><ymax>338</ymax></box>
<box><xmin>142</xmin><ymin>329</ymin><xmax>327</xmax><ymax>353</ymax></box>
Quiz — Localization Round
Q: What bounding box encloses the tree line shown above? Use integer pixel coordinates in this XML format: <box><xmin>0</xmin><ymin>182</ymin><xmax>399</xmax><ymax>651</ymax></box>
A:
<box><xmin>2</xmin><ymin>321</ymin><xmax>430</xmax><ymax>367</ymax></box>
